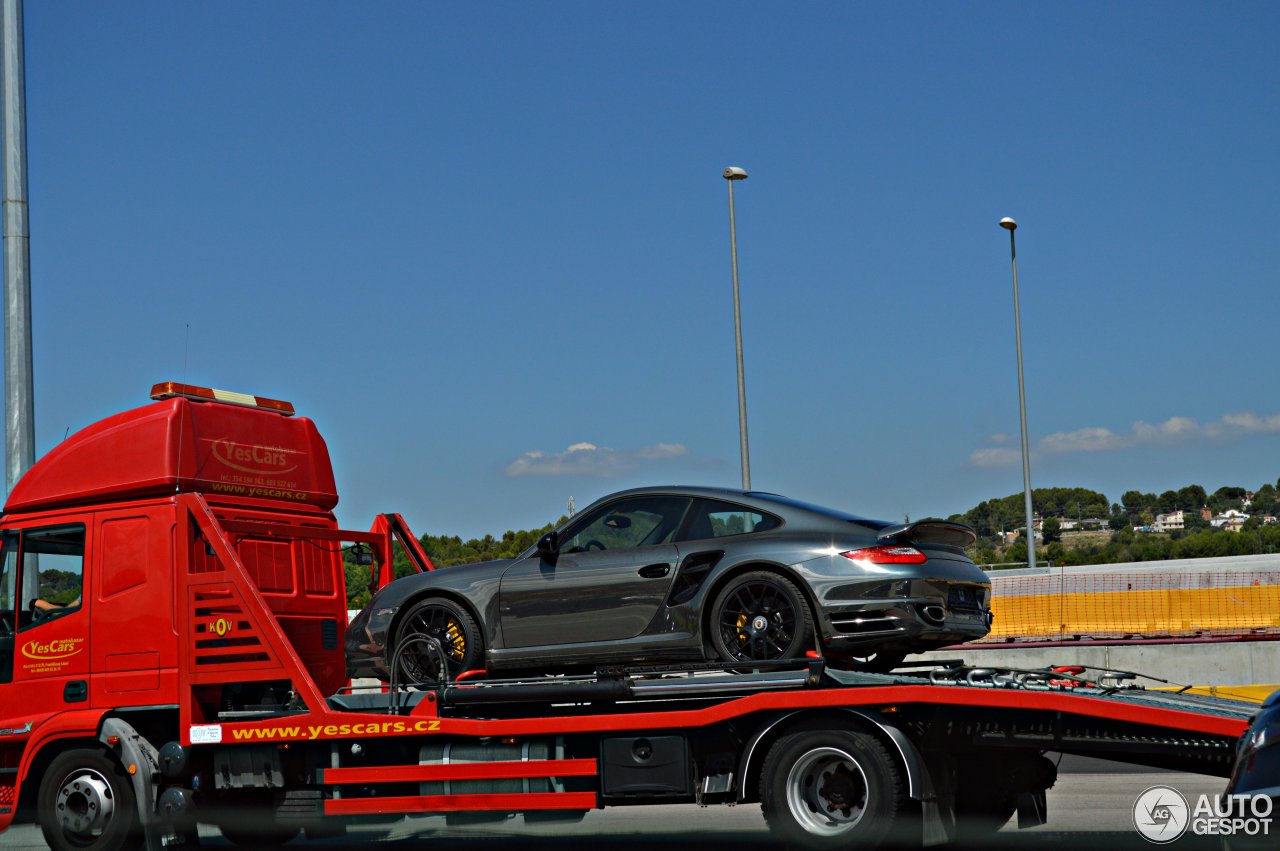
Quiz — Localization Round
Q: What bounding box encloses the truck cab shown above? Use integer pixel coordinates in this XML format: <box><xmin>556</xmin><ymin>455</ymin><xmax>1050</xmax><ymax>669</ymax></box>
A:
<box><xmin>0</xmin><ymin>383</ymin><xmax>399</xmax><ymax>845</ymax></box>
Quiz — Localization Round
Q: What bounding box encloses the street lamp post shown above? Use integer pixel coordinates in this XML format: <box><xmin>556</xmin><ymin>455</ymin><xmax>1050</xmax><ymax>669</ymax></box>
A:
<box><xmin>724</xmin><ymin>166</ymin><xmax>750</xmax><ymax>490</ymax></box>
<box><xmin>1000</xmin><ymin>216</ymin><xmax>1036</xmax><ymax>570</ymax></box>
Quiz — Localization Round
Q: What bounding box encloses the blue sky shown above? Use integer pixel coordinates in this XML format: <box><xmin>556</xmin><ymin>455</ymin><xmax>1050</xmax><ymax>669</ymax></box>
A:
<box><xmin>8</xmin><ymin>2</ymin><xmax>1279</xmax><ymax>538</ymax></box>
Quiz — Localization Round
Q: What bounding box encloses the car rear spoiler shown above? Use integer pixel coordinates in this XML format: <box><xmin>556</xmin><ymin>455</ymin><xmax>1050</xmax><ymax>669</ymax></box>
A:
<box><xmin>877</xmin><ymin>519</ymin><xmax>977</xmax><ymax>549</ymax></box>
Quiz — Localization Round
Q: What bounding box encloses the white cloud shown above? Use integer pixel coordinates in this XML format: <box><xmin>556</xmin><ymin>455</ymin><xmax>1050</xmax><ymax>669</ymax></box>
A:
<box><xmin>1040</xmin><ymin>426</ymin><xmax>1128</xmax><ymax>454</ymax></box>
<box><xmin>1218</xmin><ymin>411</ymin><xmax>1280</xmax><ymax>434</ymax></box>
<box><xmin>968</xmin><ymin>408</ymin><xmax>1280</xmax><ymax>466</ymax></box>
<box><xmin>1131</xmin><ymin>416</ymin><xmax>1200</xmax><ymax>442</ymax></box>
<box><xmin>968</xmin><ymin>447</ymin><xmax>1022</xmax><ymax>468</ymax></box>
<box><xmin>505</xmin><ymin>442</ymin><xmax>689</xmax><ymax>478</ymax></box>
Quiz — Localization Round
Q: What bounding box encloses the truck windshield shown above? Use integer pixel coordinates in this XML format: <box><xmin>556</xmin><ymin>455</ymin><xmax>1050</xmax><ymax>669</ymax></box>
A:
<box><xmin>0</xmin><ymin>531</ymin><xmax>16</xmax><ymax>683</ymax></box>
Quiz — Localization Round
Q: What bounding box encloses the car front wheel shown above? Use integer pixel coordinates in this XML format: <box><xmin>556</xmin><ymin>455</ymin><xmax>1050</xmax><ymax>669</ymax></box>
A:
<box><xmin>709</xmin><ymin>571</ymin><xmax>814</xmax><ymax>664</ymax></box>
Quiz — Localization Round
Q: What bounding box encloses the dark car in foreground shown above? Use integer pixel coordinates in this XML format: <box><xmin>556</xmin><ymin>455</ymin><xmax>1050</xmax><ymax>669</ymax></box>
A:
<box><xmin>346</xmin><ymin>486</ymin><xmax>992</xmax><ymax>683</ymax></box>
<box><xmin>1224</xmin><ymin>688</ymin><xmax>1280</xmax><ymax>850</ymax></box>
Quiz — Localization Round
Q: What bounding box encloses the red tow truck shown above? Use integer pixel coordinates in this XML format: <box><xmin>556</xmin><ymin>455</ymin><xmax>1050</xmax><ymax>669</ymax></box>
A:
<box><xmin>0</xmin><ymin>385</ymin><xmax>1259</xmax><ymax>850</ymax></box>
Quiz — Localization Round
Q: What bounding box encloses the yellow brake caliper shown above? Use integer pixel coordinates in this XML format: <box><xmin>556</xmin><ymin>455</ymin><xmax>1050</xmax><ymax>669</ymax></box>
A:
<box><xmin>735</xmin><ymin>613</ymin><xmax>749</xmax><ymax>646</ymax></box>
<box><xmin>444</xmin><ymin>619</ymin><xmax>465</xmax><ymax>660</ymax></box>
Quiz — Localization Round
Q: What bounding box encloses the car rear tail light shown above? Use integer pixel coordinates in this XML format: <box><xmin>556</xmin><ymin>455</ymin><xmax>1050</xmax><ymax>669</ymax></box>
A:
<box><xmin>840</xmin><ymin>546</ymin><xmax>927</xmax><ymax>565</ymax></box>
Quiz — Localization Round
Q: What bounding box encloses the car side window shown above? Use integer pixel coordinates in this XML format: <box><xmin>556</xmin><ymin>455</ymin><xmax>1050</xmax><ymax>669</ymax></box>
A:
<box><xmin>560</xmin><ymin>497</ymin><xmax>691</xmax><ymax>553</ymax></box>
<box><xmin>679</xmin><ymin>499</ymin><xmax>782</xmax><ymax>541</ymax></box>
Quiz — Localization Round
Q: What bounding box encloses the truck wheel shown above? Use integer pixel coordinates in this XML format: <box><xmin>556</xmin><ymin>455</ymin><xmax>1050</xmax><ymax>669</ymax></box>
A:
<box><xmin>218</xmin><ymin>822</ymin><xmax>299</xmax><ymax>847</ymax></box>
<box><xmin>761</xmin><ymin>729</ymin><xmax>904</xmax><ymax>849</ymax></box>
<box><xmin>395</xmin><ymin>597</ymin><xmax>483</xmax><ymax>684</ymax></box>
<box><xmin>709</xmin><ymin>571</ymin><xmax>814</xmax><ymax>664</ymax></box>
<box><xmin>953</xmin><ymin>786</ymin><xmax>1016</xmax><ymax>841</ymax></box>
<box><xmin>38</xmin><ymin>748</ymin><xmax>140</xmax><ymax>851</ymax></box>
<box><xmin>839</xmin><ymin>650</ymin><xmax>907</xmax><ymax>674</ymax></box>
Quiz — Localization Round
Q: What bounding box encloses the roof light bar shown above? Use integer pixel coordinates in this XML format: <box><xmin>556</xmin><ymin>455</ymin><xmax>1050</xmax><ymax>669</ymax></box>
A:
<box><xmin>150</xmin><ymin>382</ymin><xmax>295</xmax><ymax>416</ymax></box>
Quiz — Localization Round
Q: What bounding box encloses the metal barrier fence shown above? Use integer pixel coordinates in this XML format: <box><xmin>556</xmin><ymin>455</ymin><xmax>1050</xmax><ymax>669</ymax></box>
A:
<box><xmin>979</xmin><ymin>569</ymin><xmax>1280</xmax><ymax>642</ymax></box>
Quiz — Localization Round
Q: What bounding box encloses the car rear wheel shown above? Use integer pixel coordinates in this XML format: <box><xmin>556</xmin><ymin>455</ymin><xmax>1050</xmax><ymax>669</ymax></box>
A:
<box><xmin>709</xmin><ymin>571</ymin><xmax>814</xmax><ymax>664</ymax></box>
<box><xmin>394</xmin><ymin>597</ymin><xmax>484</xmax><ymax>685</ymax></box>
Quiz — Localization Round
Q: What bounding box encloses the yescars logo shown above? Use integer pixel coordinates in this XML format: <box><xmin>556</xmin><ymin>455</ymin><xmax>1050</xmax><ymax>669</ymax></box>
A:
<box><xmin>23</xmin><ymin>636</ymin><xmax>85</xmax><ymax>661</ymax></box>
<box><xmin>211</xmin><ymin>438</ymin><xmax>298</xmax><ymax>475</ymax></box>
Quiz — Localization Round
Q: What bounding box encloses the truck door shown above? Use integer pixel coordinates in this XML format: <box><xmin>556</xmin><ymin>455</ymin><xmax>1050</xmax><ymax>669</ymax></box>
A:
<box><xmin>6</xmin><ymin>524</ymin><xmax>90</xmax><ymax>708</ymax></box>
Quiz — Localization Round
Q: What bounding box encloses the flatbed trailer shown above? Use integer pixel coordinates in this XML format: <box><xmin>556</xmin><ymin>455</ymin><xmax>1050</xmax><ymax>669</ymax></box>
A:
<box><xmin>0</xmin><ymin>386</ymin><xmax>1259</xmax><ymax>851</ymax></box>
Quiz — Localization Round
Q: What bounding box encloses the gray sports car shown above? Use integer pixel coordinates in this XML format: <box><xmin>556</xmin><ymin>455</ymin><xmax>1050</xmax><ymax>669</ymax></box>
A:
<box><xmin>346</xmin><ymin>486</ymin><xmax>992</xmax><ymax>682</ymax></box>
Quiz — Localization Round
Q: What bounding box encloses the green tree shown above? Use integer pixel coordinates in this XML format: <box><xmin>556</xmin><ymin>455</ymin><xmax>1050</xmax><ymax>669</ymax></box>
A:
<box><xmin>1122</xmin><ymin>490</ymin><xmax>1155</xmax><ymax>514</ymax></box>
<box><xmin>1210</xmin><ymin>486</ymin><xmax>1247</xmax><ymax>513</ymax></box>
<box><xmin>1183</xmin><ymin>511</ymin><xmax>1210</xmax><ymax>531</ymax></box>
<box><xmin>1177</xmin><ymin>485</ymin><xmax>1207</xmax><ymax>511</ymax></box>
<box><xmin>1041</xmin><ymin>516</ymin><xmax>1062</xmax><ymax>543</ymax></box>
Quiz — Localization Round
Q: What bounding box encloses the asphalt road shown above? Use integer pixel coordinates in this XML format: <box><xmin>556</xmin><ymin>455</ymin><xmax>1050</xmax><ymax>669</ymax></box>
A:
<box><xmin>1</xmin><ymin>758</ymin><xmax>1240</xmax><ymax>850</ymax></box>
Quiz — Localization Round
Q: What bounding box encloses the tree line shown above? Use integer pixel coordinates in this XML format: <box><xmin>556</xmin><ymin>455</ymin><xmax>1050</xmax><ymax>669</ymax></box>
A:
<box><xmin>344</xmin><ymin>519</ymin><xmax>564</xmax><ymax>608</ymax></box>
<box><xmin>952</xmin><ymin>479</ymin><xmax>1280</xmax><ymax>569</ymax></box>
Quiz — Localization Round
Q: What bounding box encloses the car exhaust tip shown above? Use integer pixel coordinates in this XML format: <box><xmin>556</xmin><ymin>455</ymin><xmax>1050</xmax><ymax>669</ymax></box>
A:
<box><xmin>921</xmin><ymin>605</ymin><xmax>946</xmax><ymax>624</ymax></box>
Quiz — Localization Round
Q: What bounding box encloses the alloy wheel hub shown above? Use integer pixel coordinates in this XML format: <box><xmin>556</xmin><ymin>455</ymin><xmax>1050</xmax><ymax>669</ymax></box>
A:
<box><xmin>56</xmin><ymin>770</ymin><xmax>114</xmax><ymax>835</ymax></box>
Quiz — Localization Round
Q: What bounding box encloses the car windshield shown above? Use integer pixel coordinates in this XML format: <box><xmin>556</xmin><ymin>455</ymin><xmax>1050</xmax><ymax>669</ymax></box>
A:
<box><xmin>746</xmin><ymin>492</ymin><xmax>890</xmax><ymax>528</ymax></box>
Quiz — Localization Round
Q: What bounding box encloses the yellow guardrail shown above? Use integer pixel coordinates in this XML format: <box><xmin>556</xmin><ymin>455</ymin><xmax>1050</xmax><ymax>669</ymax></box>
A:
<box><xmin>1151</xmin><ymin>684</ymin><xmax>1277</xmax><ymax>704</ymax></box>
<box><xmin>983</xmin><ymin>573</ymin><xmax>1280</xmax><ymax>640</ymax></box>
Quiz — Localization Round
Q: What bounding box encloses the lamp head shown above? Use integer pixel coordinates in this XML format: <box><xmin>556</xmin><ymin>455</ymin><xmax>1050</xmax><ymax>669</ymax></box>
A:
<box><xmin>723</xmin><ymin>166</ymin><xmax>748</xmax><ymax>181</ymax></box>
<box><xmin>999</xmin><ymin>217</ymin><xmax>1017</xmax><ymax>231</ymax></box>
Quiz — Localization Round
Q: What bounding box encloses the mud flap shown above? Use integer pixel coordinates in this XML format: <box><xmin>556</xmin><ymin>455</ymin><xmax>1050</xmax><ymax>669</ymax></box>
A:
<box><xmin>99</xmin><ymin>717</ymin><xmax>200</xmax><ymax>850</ymax></box>
<box><xmin>1016</xmin><ymin>789</ymin><xmax>1048</xmax><ymax>829</ymax></box>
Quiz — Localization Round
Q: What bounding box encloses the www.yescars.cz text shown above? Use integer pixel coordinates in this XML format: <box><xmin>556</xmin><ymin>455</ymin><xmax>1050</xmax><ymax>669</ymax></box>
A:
<box><xmin>230</xmin><ymin>719</ymin><xmax>442</xmax><ymax>741</ymax></box>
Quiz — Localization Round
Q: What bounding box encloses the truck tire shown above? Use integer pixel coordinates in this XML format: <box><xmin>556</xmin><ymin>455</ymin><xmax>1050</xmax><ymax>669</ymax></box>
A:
<box><xmin>38</xmin><ymin>748</ymin><xmax>141</xmax><ymax>851</ymax></box>
<box><xmin>760</xmin><ymin>728</ymin><xmax>905</xmax><ymax>849</ymax></box>
<box><xmin>218</xmin><ymin>822</ymin><xmax>299</xmax><ymax>848</ymax></box>
<box><xmin>394</xmin><ymin>597</ymin><xmax>483</xmax><ymax>685</ymax></box>
<box><xmin>953</xmin><ymin>786</ymin><xmax>1016</xmax><ymax>841</ymax></box>
<box><xmin>709</xmin><ymin>571</ymin><xmax>814</xmax><ymax>664</ymax></box>
<box><xmin>838</xmin><ymin>649</ymin><xmax>907</xmax><ymax>674</ymax></box>
<box><xmin>211</xmin><ymin>793</ymin><xmax>300</xmax><ymax>847</ymax></box>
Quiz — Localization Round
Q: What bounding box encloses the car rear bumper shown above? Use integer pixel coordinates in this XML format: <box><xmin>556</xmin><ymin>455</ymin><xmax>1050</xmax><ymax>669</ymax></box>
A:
<box><xmin>813</xmin><ymin>576</ymin><xmax>993</xmax><ymax>653</ymax></box>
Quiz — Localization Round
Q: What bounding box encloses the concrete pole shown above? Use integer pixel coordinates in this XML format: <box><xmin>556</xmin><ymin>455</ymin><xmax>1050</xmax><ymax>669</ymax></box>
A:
<box><xmin>1</xmin><ymin>0</ymin><xmax>33</xmax><ymax>498</ymax></box>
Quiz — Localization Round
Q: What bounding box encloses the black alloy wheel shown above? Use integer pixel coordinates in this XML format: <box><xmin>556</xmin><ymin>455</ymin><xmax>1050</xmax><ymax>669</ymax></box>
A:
<box><xmin>394</xmin><ymin>597</ymin><xmax>483</xmax><ymax>685</ymax></box>
<box><xmin>709</xmin><ymin>571</ymin><xmax>814</xmax><ymax>664</ymax></box>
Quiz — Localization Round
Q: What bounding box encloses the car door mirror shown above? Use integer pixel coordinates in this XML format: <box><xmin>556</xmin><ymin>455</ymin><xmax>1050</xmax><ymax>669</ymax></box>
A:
<box><xmin>536</xmin><ymin>531</ymin><xmax>559</xmax><ymax>561</ymax></box>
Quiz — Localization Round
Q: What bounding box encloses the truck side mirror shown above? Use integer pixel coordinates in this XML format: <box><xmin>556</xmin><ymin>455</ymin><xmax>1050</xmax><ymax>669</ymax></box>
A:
<box><xmin>536</xmin><ymin>531</ymin><xmax>559</xmax><ymax>561</ymax></box>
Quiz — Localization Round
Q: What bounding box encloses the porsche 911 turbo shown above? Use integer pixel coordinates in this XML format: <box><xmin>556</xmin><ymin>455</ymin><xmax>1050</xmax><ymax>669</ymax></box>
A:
<box><xmin>345</xmin><ymin>486</ymin><xmax>992</xmax><ymax>683</ymax></box>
